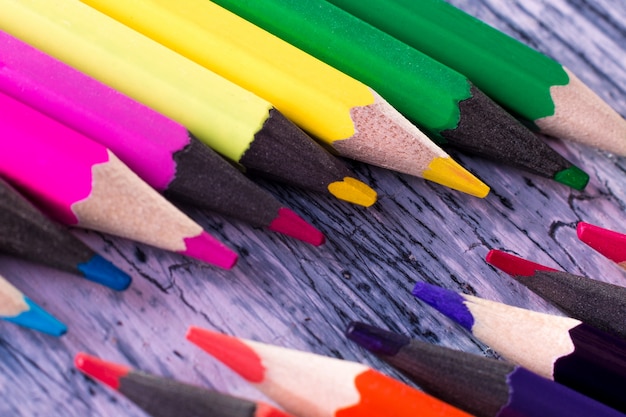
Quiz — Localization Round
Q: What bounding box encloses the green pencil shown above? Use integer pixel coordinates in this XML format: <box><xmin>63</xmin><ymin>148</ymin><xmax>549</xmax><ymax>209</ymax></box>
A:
<box><xmin>326</xmin><ymin>0</ymin><xmax>626</xmax><ymax>156</ymax></box>
<box><xmin>209</xmin><ymin>0</ymin><xmax>589</xmax><ymax>190</ymax></box>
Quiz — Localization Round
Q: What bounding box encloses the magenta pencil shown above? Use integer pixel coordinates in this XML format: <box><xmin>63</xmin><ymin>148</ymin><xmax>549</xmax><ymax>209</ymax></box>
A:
<box><xmin>0</xmin><ymin>30</ymin><xmax>323</xmax><ymax>246</ymax></box>
<box><xmin>577</xmin><ymin>222</ymin><xmax>626</xmax><ymax>270</ymax></box>
<box><xmin>0</xmin><ymin>90</ymin><xmax>237</xmax><ymax>269</ymax></box>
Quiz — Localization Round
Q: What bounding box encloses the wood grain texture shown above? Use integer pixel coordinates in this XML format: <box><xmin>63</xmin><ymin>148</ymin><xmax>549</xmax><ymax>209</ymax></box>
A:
<box><xmin>1</xmin><ymin>0</ymin><xmax>625</xmax><ymax>415</ymax></box>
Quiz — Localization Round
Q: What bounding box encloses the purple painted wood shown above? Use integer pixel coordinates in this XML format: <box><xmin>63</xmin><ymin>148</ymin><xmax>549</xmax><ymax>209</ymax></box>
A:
<box><xmin>1</xmin><ymin>0</ymin><xmax>625</xmax><ymax>415</ymax></box>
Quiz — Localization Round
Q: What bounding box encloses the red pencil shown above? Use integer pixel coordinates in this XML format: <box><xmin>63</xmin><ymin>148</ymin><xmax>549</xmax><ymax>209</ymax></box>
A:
<box><xmin>75</xmin><ymin>353</ymin><xmax>292</xmax><ymax>417</ymax></box>
<box><xmin>186</xmin><ymin>326</ymin><xmax>472</xmax><ymax>417</ymax></box>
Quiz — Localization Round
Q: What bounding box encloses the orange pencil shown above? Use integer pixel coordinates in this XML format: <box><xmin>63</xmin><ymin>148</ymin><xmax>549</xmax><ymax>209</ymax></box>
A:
<box><xmin>186</xmin><ymin>326</ymin><xmax>472</xmax><ymax>417</ymax></box>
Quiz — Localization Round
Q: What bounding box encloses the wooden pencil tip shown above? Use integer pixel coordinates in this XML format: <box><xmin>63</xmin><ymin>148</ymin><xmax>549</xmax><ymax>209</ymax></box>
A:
<box><xmin>268</xmin><ymin>208</ymin><xmax>325</xmax><ymax>246</ymax></box>
<box><xmin>181</xmin><ymin>232</ymin><xmax>238</xmax><ymax>269</ymax></box>
<box><xmin>327</xmin><ymin>177</ymin><xmax>377</xmax><ymax>207</ymax></box>
<box><xmin>577</xmin><ymin>222</ymin><xmax>626</xmax><ymax>266</ymax></box>
<box><xmin>422</xmin><ymin>157</ymin><xmax>490</xmax><ymax>198</ymax></box>
<box><xmin>75</xmin><ymin>353</ymin><xmax>129</xmax><ymax>390</ymax></box>
<box><xmin>486</xmin><ymin>250</ymin><xmax>557</xmax><ymax>276</ymax></box>
<box><xmin>553</xmin><ymin>165</ymin><xmax>589</xmax><ymax>190</ymax></box>
<box><xmin>186</xmin><ymin>326</ymin><xmax>265</xmax><ymax>383</ymax></box>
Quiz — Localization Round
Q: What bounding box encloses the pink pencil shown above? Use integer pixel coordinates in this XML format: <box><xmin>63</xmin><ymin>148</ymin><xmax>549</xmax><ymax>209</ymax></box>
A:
<box><xmin>577</xmin><ymin>222</ymin><xmax>626</xmax><ymax>270</ymax></box>
<box><xmin>0</xmin><ymin>30</ymin><xmax>324</xmax><ymax>246</ymax></box>
<box><xmin>0</xmin><ymin>90</ymin><xmax>237</xmax><ymax>269</ymax></box>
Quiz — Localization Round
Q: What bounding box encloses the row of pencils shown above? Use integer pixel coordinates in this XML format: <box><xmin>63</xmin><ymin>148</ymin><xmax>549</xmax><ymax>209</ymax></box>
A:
<box><xmin>71</xmin><ymin>221</ymin><xmax>626</xmax><ymax>417</ymax></box>
<box><xmin>2</xmin><ymin>0</ymin><xmax>626</xmax><ymax>415</ymax></box>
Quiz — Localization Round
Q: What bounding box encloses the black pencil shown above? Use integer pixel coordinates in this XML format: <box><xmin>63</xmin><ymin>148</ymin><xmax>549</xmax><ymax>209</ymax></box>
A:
<box><xmin>75</xmin><ymin>353</ymin><xmax>294</xmax><ymax>417</ymax></box>
<box><xmin>0</xmin><ymin>178</ymin><xmax>131</xmax><ymax>290</ymax></box>
<box><xmin>486</xmin><ymin>249</ymin><xmax>626</xmax><ymax>341</ymax></box>
<box><xmin>346</xmin><ymin>322</ymin><xmax>625</xmax><ymax>417</ymax></box>
<box><xmin>412</xmin><ymin>282</ymin><xmax>626</xmax><ymax>412</ymax></box>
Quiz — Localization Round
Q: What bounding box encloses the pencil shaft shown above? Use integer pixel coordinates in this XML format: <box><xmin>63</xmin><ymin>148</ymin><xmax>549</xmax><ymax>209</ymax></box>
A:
<box><xmin>326</xmin><ymin>0</ymin><xmax>563</xmax><ymax>123</ymax></box>
<box><xmin>326</xmin><ymin>0</ymin><xmax>626</xmax><ymax>154</ymax></box>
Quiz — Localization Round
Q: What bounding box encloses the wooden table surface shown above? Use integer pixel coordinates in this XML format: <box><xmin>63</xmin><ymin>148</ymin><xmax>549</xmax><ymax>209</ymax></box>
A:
<box><xmin>2</xmin><ymin>0</ymin><xmax>626</xmax><ymax>415</ymax></box>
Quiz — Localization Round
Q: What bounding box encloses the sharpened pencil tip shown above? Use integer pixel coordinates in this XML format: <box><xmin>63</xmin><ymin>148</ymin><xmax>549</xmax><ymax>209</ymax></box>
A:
<box><xmin>486</xmin><ymin>250</ymin><xmax>557</xmax><ymax>276</ymax></box>
<box><xmin>553</xmin><ymin>165</ymin><xmax>589</xmax><ymax>190</ymax></box>
<box><xmin>411</xmin><ymin>283</ymin><xmax>474</xmax><ymax>331</ymax></box>
<box><xmin>75</xmin><ymin>353</ymin><xmax>129</xmax><ymax>390</ymax></box>
<box><xmin>186</xmin><ymin>326</ymin><xmax>265</xmax><ymax>383</ymax></box>
<box><xmin>268</xmin><ymin>208</ymin><xmax>325</xmax><ymax>246</ymax></box>
<box><xmin>422</xmin><ymin>157</ymin><xmax>490</xmax><ymax>198</ymax></box>
<box><xmin>328</xmin><ymin>177</ymin><xmax>377</xmax><ymax>207</ymax></box>
<box><xmin>577</xmin><ymin>222</ymin><xmax>626</xmax><ymax>266</ymax></box>
<box><xmin>5</xmin><ymin>298</ymin><xmax>67</xmax><ymax>336</ymax></box>
<box><xmin>346</xmin><ymin>321</ymin><xmax>409</xmax><ymax>356</ymax></box>
<box><xmin>77</xmin><ymin>255</ymin><xmax>132</xmax><ymax>291</ymax></box>
<box><xmin>181</xmin><ymin>232</ymin><xmax>238</xmax><ymax>269</ymax></box>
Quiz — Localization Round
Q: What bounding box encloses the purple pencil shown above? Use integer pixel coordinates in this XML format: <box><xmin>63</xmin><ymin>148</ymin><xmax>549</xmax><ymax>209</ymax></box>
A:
<box><xmin>346</xmin><ymin>322</ymin><xmax>625</xmax><ymax>417</ymax></box>
<box><xmin>412</xmin><ymin>282</ymin><xmax>626</xmax><ymax>413</ymax></box>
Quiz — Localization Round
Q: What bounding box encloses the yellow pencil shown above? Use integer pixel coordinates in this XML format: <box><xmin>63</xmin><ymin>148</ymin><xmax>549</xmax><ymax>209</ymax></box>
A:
<box><xmin>0</xmin><ymin>0</ymin><xmax>377</xmax><ymax>206</ymax></box>
<box><xmin>79</xmin><ymin>0</ymin><xmax>489</xmax><ymax>198</ymax></box>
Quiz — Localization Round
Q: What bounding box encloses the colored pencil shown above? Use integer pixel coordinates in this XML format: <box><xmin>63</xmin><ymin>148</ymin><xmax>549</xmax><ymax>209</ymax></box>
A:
<box><xmin>486</xmin><ymin>249</ymin><xmax>626</xmax><ymax>340</ymax></box>
<box><xmin>346</xmin><ymin>322</ymin><xmax>626</xmax><ymax>417</ymax></box>
<box><xmin>186</xmin><ymin>326</ymin><xmax>473</xmax><ymax>417</ymax></box>
<box><xmin>0</xmin><ymin>0</ymin><xmax>376</xmax><ymax>207</ymax></box>
<box><xmin>412</xmin><ymin>282</ymin><xmax>626</xmax><ymax>412</ymax></box>
<box><xmin>0</xmin><ymin>91</ymin><xmax>237</xmax><ymax>269</ymax></box>
<box><xmin>200</xmin><ymin>0</ymin><xmax>588</xmax><ymax>191</ymax></box>
<box><xmin>0</xmin><ymin>272</ymin><xmax>67</xmax><ymax>336</ymax></box>
<box><xmin>74</xmin><ymin>353</ymin><xmax>294</xmax><ymax>417</ymax></box>
<box><xmin>325</xmin><ymin>0</ymin><xmax>626</xmax><ymax>156</ymax></box>
<box><xmin>79</xmin><ymin>0</ymin><xmax>491</xmax><ymax>198</ymax></box>
<box><xmin>577</xmin><ymin>222</ymin><xmax>626</xmax><ymax>270</ymax></box>
<box><xmin>0</xmin><ymin>31</ymin><xmax>324</xmax><ymax>246</ymax></box>
<box><xmin>0</xmin><ymin>178</ymin><xmax>131</xmax><ymax>290</ymax></box>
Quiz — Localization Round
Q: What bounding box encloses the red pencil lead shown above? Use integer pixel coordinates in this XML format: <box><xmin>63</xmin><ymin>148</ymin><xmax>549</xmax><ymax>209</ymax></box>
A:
<box><xmin>268</xmin><ymin>208</ymin><xmax>325</xmax><ymax>246</ymax></box>
<box><xmin>75</xmin><ymin>353</ymin><xmax>129</xmax><ymax>390</ymax></box>
<box><xmin>186</xmin><ymin>326</ymin><xmax>265</xmax><ymax>383</ymax></box>
<box><xmin>486</xmin><ymin>250</ymin><xmax>557</xmax><ymax>276</ymax></box>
